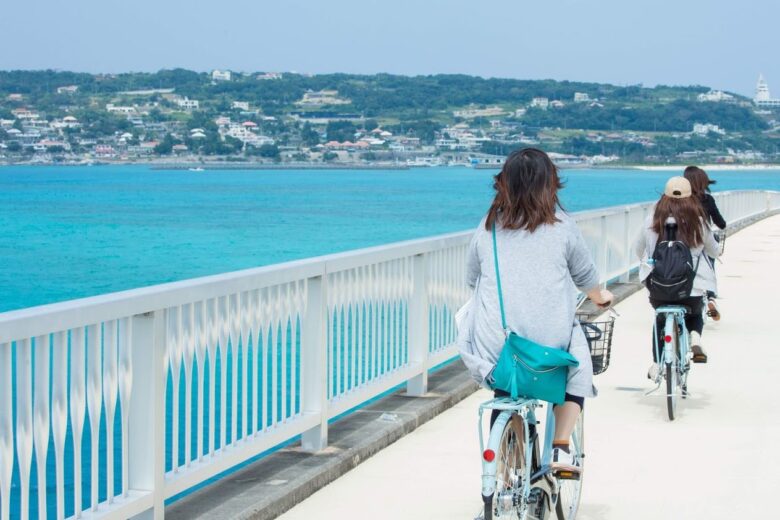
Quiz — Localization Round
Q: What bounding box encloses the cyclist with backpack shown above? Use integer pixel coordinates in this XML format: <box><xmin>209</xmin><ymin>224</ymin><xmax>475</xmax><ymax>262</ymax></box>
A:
<box><xmin>634</xmin><ymin>177</ymin><xmax>720</xmax><ymax>377</ymax></box>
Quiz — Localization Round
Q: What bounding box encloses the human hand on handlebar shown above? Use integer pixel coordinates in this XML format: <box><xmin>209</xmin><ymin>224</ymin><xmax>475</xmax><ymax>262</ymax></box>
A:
<box><xmin>596</xmin><ymin>289</ymin><xmax>614</xmax><ymax>308</ymax></box>
<box><xmin>586</xmin><ymin>287</ymin><xmax>614</xmax><ymax>308</ymax></box>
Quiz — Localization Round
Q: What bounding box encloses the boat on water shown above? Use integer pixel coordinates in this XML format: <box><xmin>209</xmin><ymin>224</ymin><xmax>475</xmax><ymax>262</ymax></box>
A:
<box><xmin>188</xmin><ymin>167</ymin><xmax>205</xmax><ymax>172</ymax></box>
<box><xmin>406</xmin><ymin>157</ymin><xmax>443</xmax><ymax>167</ymax></box>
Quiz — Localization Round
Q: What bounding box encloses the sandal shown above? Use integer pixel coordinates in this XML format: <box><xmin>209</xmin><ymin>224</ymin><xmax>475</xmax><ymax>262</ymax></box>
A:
<box><xmin>691</xmin><ymin>345</ymin><xmax>708</xmax><ymax>363</ymax></box>
<box><xmin>707</xmin><ymin>299</ymin><xmax>721</xmax><ymax>321</ymax></box>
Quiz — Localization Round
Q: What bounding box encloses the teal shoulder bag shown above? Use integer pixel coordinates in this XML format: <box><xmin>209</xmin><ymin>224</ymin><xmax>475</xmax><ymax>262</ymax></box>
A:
<box><xmin>489</xmin><ymin>223</ymin><xmax>579</xmax><ymax>404</ymax></box>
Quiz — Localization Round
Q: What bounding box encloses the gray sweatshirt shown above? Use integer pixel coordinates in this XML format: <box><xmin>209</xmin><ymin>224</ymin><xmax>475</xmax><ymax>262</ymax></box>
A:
<box><xmin>457</xmin><ymin>212</ymin><xmax>600</xmax><ymax>398</ymax></box>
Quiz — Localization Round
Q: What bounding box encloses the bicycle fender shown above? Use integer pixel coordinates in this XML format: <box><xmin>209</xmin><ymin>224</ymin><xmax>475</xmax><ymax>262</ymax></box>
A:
<box><xmin>482</xmin><ymin>410</ymin><xmax>513</xmax><ymax>498</ymax></box>
<box><xmin>664</xmin><ymin>314</ymin><xmax>676</xmax><ymax>364</ymax></box>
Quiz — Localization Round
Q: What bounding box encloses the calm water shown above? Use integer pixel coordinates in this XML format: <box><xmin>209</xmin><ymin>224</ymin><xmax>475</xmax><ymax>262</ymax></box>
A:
<box><xmin>2</xmin><ymin>164</ymin><xmax>780</xmax><ymax>519</ymax></box>
<box><xmin>2</xmin><ymin>165</ymin><xmax>780</xmax><ymax>313</ymax></box>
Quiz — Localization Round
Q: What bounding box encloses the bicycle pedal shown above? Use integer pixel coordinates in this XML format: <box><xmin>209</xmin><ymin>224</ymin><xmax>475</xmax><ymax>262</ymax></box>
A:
<box><xmin>554</xmin><ymin>470</ymin><xmax>581</xmax><ymax>481</ymax></box>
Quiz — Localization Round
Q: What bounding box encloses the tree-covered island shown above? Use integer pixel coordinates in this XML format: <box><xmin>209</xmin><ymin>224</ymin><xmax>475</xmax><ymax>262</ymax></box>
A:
<box><xmin>1</xmin><ymin>69</ymin><xmax>778</xmax><ymax>167</ymax></box>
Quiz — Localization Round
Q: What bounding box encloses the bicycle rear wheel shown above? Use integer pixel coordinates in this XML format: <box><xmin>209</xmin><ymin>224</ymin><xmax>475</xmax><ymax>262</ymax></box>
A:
<box><xmin>555</xmin><ymin>411</ymin><xmax>584</xmax><ymax>520</ymax></box>
<box><xmin>666</xmin><ymin>361</ymin><xmax>677</xmax><ymax>420</ymax></box>
<box><xmin>486</xmin><ymin>415</ymin><xmax>527</xmax><ymax>520</ymax></box>
<box><xmin>665</xmin><ymin>322</ymin><xmax>679</xmax><ymax>421</ymax></box>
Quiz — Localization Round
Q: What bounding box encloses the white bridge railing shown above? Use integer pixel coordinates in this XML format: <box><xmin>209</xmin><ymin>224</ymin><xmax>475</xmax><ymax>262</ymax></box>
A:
<box><xmin>0</xmin><ymin>190</ymin><xmax>778</xmax><ymax>520</ymax></box>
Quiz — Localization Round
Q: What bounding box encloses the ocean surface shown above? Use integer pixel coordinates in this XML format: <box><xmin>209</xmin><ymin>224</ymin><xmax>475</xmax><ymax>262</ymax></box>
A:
<box><xmin>2</xmin><ymin>164</ymin><xmax>780</xmax><ymax>519</ymax></box>
<box><xmin>2</xmin><ymin>165</ymin><xmax>780</xmax><ymax>313</ymax></box>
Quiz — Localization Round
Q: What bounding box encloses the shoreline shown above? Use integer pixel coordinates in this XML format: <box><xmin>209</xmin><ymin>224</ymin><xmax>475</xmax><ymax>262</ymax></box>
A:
<box><xmin>2</xmin><ymin>161</ymin><xmax>780</xmax><ymax>171</ymax></box>
<box><xmin>631</xmin><ymin>164</ymin><xmax>780</xmax><ymax>171</ymax></box>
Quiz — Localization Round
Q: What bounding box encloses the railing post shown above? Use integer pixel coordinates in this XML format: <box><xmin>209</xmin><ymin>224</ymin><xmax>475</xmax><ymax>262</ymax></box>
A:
<box><xmin>128</xmin><ymin>311</ymin><xmax>166</xmax><ymax>520</ymax></box>
<box><xmin>301</xmin><ymin>275</ymin><xmax>329</xmax><ymax>452</ymax></box>
<box><xmin>599</xmin><ymin>215</ymin><xmax>609</xmax><ymax>288</ymax></box>
<box><xmin>621</xmin><ymin>208</ymin><xmax>631</xmax><ymax>283</ymax></box>
<box><xmin>407</xmin><ymin>253</ymin><xmax>429</xmax><ymax>396</ymax></box>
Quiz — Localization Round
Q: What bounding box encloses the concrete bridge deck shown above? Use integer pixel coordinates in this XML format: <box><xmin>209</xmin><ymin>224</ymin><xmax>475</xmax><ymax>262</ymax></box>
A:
<box><xmin>278</xmin><ymin>215</ymin><xmax>780</xmax><ymax>520</ymax></box>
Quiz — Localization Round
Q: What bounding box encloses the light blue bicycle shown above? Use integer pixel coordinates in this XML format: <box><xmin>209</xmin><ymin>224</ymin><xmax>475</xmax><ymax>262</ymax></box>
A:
<box><xmin>649</xmin><ymin>306</ymin><xmax>692</xmax><ymax>421</ymax></box>
<box><xmin>478</xmin><ymin>398</ymin><xmax>584</xmax><ymax>519</ymax></box>
<box><xmin>477</xmin><ymin>311</ymin><xmax>615</xmax><ymax>519</ymax></box>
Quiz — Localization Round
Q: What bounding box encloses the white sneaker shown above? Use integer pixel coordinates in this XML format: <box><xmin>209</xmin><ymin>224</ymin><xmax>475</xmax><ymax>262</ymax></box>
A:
<box><xmin>551</xmin><ymin>447</ymin><xmax>581</xmax><ymax>476</ymax></box>
<box><xmin>647</xmin><ymin>362</ymin><xmax>660</xmax><ymax>381</ymax></box>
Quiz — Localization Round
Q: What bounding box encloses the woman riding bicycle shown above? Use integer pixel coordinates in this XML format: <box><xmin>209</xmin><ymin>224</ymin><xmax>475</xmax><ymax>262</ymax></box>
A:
<box><xmin>458</xmin><ymin>148</ymin><xmax>612</xmax><ymax>476</ymax></box>
<box><xmin>634</xmin><ymin>176</ymin><xmax>719</xmax><ymax>377</ymax></box>
<box><xmin>684</xmin><ymin>165</ymin><xmax>725</xmax><ymax>320</ymax></box>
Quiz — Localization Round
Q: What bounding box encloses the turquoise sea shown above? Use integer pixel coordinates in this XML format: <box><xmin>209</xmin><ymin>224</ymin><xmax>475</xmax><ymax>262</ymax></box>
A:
<box><xmin>2</xmin><ymin>165</ymin><xmax>780</xmax><ymax>313</ymax></box>
<box><xmin>2</xmin><ymin>164</ymin><xmax>780</xmax><ymax>519</ymax></box>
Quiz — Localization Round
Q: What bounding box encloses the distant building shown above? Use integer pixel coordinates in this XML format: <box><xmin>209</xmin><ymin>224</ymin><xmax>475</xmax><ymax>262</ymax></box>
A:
<box><xmin>693</xmin><ymin>123</ymin><xmax>725</xmax><ymax>136</ymax></box>
<box><xmin>106</xmin><ymin>104</ymin><xmax>136</xmax><ymax>114</ymax></box>
<box><xmin>12</xmin><ymin>108</ymin><xmax>39</xmax><ymax>120</ymax></box>
<box><xmin>530</xmin><ymin>97</ymin><xmax>549</xmax><ymax>109</ymax></box>
<box><xmin>6</xmin><ymin>94</ymin><xmax>24</xmax><ymax>101</ymax></box>
<box><xmin>324</xmin><ymin>140</ymin><xmax>369</xmax><ymax>151</ymax></box>
<box><xmin>550</xmin><ymin>100</ymin><xmax>565</xmax><ymax>108</ymax></box>
<box><xmin>51</xmin><ymin>116</ymin><xmax>80</xmax><ymax>129</ymax></box>
<box><xmin>453</xmin><ymin>106</ymin><xmax>505</xmax><ymax>118</ymax></box>
<box><xmin>573</xmin><ymin>92</ymin><xmax>590</xmax><ymax>103</ymax></box>
<box><xmin>754</xmin><ymin>74</ymin><xmax>780</xmax><ymax>107</ymax></box>
<box><xmin>296</xmin><ymin>90</ymin><xmax>351</xmax><ymax>107</ymax></box>
<box><xmin>176</xmin><ymin>97</ymin><xmax>199</xmax><ymax>110</ymax></box>
<box><xmin>257</xmin><ymin>72</ymin><xmax>283</xmax><ymax>80</ymax></box>
<box><xmin>94</xmin><ymin>145</ymin><xmax>117</xmax><ymax>157</ymax></box>
<box><xmin>697</xmin><ymin>90</ymin><xmax>733</xmax><ymax>102</ymax></box>
<box><xmin>212</xmin><ymin>69</ymin><xmax>232</xmax><ymax>82</ymax></box>
<box><xmin>57</xmin><ymin>85</ymin><xmax>79</xmax><ymax>95</ymax></box>
<box><xmin>232</xmin><ymin>101</ymin><xmax>250</xmax><ymax>111</ymax></box>
<box><xmin>37</xmin><ymin>139</ymin><xmax>70</xmax><ymax>151</ymax></box>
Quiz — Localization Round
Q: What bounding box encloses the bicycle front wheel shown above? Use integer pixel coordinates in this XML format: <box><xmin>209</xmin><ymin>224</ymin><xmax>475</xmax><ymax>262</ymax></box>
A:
<box><xmin>555</xmin><ymin>411</ymin><xmax>584</xmax><ymax>520</ymax></box>
<box><xmin>486</xmin><ymin>415</ymin><xmax>527</xmax><ymax>520</ymax></box>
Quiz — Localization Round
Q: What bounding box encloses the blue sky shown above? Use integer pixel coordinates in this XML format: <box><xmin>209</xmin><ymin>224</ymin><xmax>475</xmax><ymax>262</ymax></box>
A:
<box><xmin>2</xmin><ymin>0</ymin><xmax>777</xmax><ymax>95</ymax></box>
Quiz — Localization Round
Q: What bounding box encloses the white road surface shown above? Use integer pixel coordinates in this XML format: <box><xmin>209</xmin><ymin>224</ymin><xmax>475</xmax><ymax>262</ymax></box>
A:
<box><xmin>280</xmin><ymin>215</ymin><xmax>780</xmax><ymax>520</ymax></box>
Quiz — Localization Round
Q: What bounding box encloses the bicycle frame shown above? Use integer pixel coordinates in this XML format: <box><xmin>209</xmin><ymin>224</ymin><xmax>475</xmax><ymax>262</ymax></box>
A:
<box><xmin>651</xmin><ymin>306</ymin><xmax>691</xmax><ymax>393</ymax></box>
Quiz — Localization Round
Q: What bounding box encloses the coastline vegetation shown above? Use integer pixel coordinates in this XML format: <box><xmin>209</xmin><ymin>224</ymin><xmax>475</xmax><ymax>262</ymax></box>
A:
<box><xmin>1</xmin><ymin>69</ymin><xmax>778</xmax><ymax>165</ymax></box>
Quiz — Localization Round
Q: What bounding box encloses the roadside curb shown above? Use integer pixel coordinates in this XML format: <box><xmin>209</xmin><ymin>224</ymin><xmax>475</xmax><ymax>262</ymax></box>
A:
<box><xmin>166</xmin><ymin>361</ymin><xmax>479</xmax><ymax>520</ymax></box>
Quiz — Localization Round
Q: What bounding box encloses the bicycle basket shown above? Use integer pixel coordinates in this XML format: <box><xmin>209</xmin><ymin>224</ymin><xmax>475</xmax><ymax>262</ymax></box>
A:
<box><xmin>576</xmin><ymin>313</ymin><xmax>615</xmax><ymax>376</ymax></box>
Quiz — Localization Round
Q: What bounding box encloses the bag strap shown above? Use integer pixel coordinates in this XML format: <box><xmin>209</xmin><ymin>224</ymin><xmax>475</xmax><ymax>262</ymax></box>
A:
<box><xmin>491</xmin><ymin>223</ymin><xmax>508</xmax><ymax>334</ymax></box>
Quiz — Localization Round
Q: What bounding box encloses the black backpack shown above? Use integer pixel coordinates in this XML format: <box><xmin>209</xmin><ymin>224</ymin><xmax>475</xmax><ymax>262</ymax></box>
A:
<box><xmin>646</xmin><ymin>225</ymin><xmax>701</xmax><ymax>302</ymax></box>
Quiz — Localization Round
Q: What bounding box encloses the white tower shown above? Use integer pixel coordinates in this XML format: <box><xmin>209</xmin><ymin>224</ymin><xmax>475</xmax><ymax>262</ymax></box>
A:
<box><xmin>755</xmin><ymin>74</ymin><xmax>772</xmax><ymax>103</ymax></box>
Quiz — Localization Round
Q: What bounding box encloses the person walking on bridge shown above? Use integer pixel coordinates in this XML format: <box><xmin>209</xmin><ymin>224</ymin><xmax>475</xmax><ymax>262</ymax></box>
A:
<box><xmin>458</xmin><ymin>148</ymin><xmax>612</xmax><ymax>476</ymax></box>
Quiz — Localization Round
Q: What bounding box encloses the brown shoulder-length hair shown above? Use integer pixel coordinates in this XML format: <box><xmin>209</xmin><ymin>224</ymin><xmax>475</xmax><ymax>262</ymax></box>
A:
<box><xmin>652</xmin><ymin>195</ymin><xmax>707</xmax><ymax>247</ymax></box>
<box><xmin>485</xmin><ymin>148</ymin><xmax>563</xmax><ymax>232</ymax></box>
<box><xmin>683</xmin><ymin>166</ymin><xmax>711</xmax><ymax>199</ymax></box>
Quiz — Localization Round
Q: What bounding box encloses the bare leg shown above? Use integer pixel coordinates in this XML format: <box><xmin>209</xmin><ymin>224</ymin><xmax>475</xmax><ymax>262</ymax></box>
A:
<box><xmin>553</xmin><ymin>401</ymin><xmax>581</xmax><ymax>442</ymax></box>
